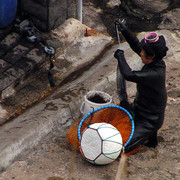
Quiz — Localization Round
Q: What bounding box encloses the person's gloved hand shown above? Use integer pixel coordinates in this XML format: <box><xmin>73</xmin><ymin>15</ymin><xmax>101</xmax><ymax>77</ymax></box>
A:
<box><xmin>114</xmin><ymin>19</ymin><xmax>127</xmax><ymax>32</ymax></box>
<box><xmin>114</xmin><ymin>49</ymin><xmax>124</xmax><ymax>59</ymax></box>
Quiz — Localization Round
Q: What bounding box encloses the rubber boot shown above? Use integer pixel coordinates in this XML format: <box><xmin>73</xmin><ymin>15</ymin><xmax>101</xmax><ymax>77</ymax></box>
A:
<box><xmin>124</xmin><ymin>122</ymin><xmax>157</xmax><ymax>153</ymax></box>
<box><xmin>144</xmin><ymin>131</ymin><xmax>158</xmax><ymax>148</ymax></box>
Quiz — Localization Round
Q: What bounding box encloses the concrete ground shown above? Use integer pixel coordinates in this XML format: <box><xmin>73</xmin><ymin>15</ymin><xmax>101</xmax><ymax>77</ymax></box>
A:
<box><xmin>0</xmin><ymin>23</ymin><xmax>180</xmax><ymax>179</ymax></box>
<box><xmin>0</xmin><ymin>1</ymin><xmax>180</xmax><ymax>180</ymax></box>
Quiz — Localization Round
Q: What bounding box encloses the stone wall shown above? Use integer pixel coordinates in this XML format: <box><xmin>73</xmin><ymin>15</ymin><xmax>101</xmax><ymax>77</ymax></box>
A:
<box><xmin>19</xmin><ymin>0</ymin><xmax>76</xmax><ymax>32</ymax></box>
<box><xmin>121</xmin><ymin>0</ymin><xmax>171</xmax><ymax>20</ymax></box>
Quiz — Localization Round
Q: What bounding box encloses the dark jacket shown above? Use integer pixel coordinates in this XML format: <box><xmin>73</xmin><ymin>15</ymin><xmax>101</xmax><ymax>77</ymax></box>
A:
<box><xmin>117</xmin><ymin>29</ymin><xmax>167</xmax><ymax>130</ymax></box>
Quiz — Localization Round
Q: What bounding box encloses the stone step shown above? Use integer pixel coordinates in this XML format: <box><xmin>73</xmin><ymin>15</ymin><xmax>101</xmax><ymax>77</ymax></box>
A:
<box><xmin>0</xmin><ymin>31</ymin><xmax>50</xmax><ymax>99</ymax></box>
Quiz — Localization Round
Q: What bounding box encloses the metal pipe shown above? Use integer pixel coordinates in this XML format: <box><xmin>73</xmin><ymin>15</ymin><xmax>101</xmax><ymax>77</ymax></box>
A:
<box><xmin>116</xmin><ymin>25</ymin><xmax>121</xmax><ymax>45</ymax></box>
<box><xmin>77</xmin><ymin>0</ymin><xmax>82</xmax><ymax>22</ymax></box>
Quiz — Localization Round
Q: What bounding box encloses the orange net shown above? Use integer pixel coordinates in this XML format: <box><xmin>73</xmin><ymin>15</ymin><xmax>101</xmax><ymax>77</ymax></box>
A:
<box><xmin>67</xmin><ymin>107</ymin><xmax>133</xmax><ymax>150</ymax></box>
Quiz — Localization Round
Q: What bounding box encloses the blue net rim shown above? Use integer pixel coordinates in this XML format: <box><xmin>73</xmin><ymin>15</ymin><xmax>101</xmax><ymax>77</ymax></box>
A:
<box><xmin>78</xmin><ymin>105</ymin><xmax>134</xmax><ymax>148</ymax></box>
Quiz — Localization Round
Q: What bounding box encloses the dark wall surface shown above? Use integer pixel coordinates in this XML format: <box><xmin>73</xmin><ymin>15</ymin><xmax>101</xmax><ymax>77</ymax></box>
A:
<box><xmin>19</xmin><ymin>0</ymin><xmax>76</xmax><ymax>32</ymax></box>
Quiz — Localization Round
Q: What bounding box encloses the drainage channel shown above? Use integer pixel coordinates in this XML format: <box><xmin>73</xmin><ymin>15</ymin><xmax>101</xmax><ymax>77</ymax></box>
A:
<box><xmin>0</xmin><ymin>42</ymin><xmax>114</xmax><ymax>127</ymax></box>
<box><xmin>0</xmin><ymin>43</ymin><xmax>121</xmax><ymax>172</ymax></box>
<box><xmin>0</xmin><ymin>29</ymin><xmax>143</xmax><ymax>171</ymax></box>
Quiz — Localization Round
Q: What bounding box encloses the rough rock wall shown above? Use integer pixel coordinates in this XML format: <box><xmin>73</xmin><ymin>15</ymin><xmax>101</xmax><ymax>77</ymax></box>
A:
<box><xmin>19</xmin><ymin>0</ymin><xmax>76</xmax><ymax>32</ymax></box>
<box><xmin>121</xmin><ymin>0</ymin><xmax>171</xmax><ymax>20</ymax></box>
<box><xmin>119</xmin><ymin>0</ymin><xmax>180</xmax><ymax>30</ymax></box>
<box><xmin>173</xmin><ymin>0</ymin><xmax>180</xmax><ymax>7</ymax></box>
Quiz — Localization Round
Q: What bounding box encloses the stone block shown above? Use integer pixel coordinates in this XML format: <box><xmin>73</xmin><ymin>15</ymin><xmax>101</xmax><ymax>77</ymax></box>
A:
<box><xmin>0</xmin><ymin>27</ymin><xmax>12</xmax><ymax>41</ymax></box>
<box><xmin>20</xmin><ymin>0</ymin><xmax>47</xmax><ymax>21</ymax></box>
<box><xmin>3</xmin><ymin>45</ymin><xmax>29</xmax><ymax>64</ymax></box>
<box><xmin>14</xmin><ymin>58</ymin><xmax>36</xmax><ymax>74</ymax></box>
<box><xmin>25</xmin><ymin>47</ymin><xmax>47</xmax><ymax>66</ymax></box>
<box><xmin>6</xmin><ymin>67</ymin><xmax>25</xmax><ymax>79</ymax></box>
<box><xmin>29</xmin><ymin>17</ymin><xmax>48</xmax><ymax>33</ymax></box>
<box><xmin>0</xmin><ymin>72</ymin><xmax>16</xmax><ymax>92</ymax></box>
<box><xmin>34</xmin><ymin>0</ymin><xmax>48</xmax><ymax>6</ymax></box>
<box><xmin>0</xmin><ymin>59</ymin><xmax>10</xmax><ymax>73</ymax></box>
<box><xmin>19</xmin><ymin>0</ymin><xmax>76</xmax><ymax>31</ymax></box>
<box><xmin>0</xmin><ymin>33</ymin><xmax>20</xmax><ymax>58</ymax></box>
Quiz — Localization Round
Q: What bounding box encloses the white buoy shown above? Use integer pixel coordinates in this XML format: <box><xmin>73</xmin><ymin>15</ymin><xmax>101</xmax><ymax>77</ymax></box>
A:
<box><xmin>80</xmin><ymin>123</ymin><xmax>123</xmax><ymax>165</ymax></box>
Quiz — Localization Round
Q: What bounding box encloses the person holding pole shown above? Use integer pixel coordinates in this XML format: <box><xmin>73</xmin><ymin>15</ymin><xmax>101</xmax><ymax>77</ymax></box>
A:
<box><xmin>114</xmin><ymin>19</ymin><xmax>168</xmax><ymax>153</ymax></box>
